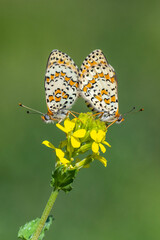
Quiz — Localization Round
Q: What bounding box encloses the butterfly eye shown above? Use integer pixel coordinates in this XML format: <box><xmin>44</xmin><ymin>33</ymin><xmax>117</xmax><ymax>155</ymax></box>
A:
<box><xmin>116</xmin><ymin>115</ymin><xmax>125</xmax><ymax>123</ymax></box>
<box><xmin>44</xmin><ymin>114</ymin><xmax>51</xmax><ymax>121</ymax></box>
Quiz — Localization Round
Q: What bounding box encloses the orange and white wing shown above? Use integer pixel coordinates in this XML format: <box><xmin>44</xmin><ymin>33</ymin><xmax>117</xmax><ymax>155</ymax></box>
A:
<box><xmin>45</xmin><ymin>50</ymin><xmax>79</xmax><ymax>115</ymax></box>
<box><xmin>79</xmin><ymin>49</ymin><xmax>119</xmax><ymax>122</ymax></box>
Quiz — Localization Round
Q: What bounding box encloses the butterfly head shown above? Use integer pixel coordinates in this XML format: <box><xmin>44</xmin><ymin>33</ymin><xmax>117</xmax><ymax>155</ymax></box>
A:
<box><xmin>41</xmin><ymin>109</ymin><xmax>68</xmax><ymax>123</ymax></box>
<box><xmin>100</xmin><ymin>110</ymin><xmax>124</xmax><ymax>123</ymax></box>
<box><xmin>41</xmin><ymin>114</ymin><xmax>54</xmax><ymax>123</ymax></box>
<box><xmin>116</xmin><ymin>115</ymin><xmax>125</xmax><ymax>124</ymax></box>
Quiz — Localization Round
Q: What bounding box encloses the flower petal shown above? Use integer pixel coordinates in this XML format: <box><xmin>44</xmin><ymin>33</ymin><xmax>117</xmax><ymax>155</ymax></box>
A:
<box><xmin>99</xmin><ymin>143</ymin><xmax>106</xmax><ymax>153</ymax></box>
<box><xmin>96</xmin><ymin>130</ymin><xmax>105</xmax><ymax>142</ymax></box>
<box><xmin>103</xmin><ymin>141</ymin><xmax>111</xmax><ymax>147</ymax></box>
<box><xmin>42</xmin><ymin>140</ymin><xmax>55</xmax><ymax>149</ymax></box>
<box><xmin>73</xmin><ymin>129</ymin><xmax>86</xmax><ymax>138</ymax></box>
<box><xmin>90</xmin><ymin>130</ymin><xmax>97</xmax><ymax>141</ymax></box>
<box><xmin>56</xmin><ymin>123</ymin><xmax>68</xmax><ymax>133</ymax></box>
<box><xmin>55</xmin><ymin>148</ymin><xmax>65</xmax><ymax>158</ymax></box>
<box><xmin>60</xmin><ymin>157</ymin><xmax>70</xmax><ymax>165</ymax></box>
<box><xmin>92</xmin><ymin>142</ymin><xmax>99</xmax><ymax>153</ymax></box>
<box><xmin>95</xmin><ymin>155</ymin><xmax>107</xmax><ymax>167</ymax></box>
<box><xmin>71</xmin><ymin>136</ymin><xmax>81</xmax><ymax>148</ymax></box>
<box><xmin>64</xmin><ymin>118</ymin><xmax>75</xmax><ymax>132</ymax></box>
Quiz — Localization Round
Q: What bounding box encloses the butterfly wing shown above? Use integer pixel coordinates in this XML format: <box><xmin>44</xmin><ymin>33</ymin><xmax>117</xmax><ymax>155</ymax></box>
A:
<box><xmin>45</xmin><ymin>50</ymin><xmax>79</xmax><ymax>116</ymax></box>
<box><xmin>79</xmin><ymin>49</ymin><xmax>119</xmax><ymax>122</ymax></box>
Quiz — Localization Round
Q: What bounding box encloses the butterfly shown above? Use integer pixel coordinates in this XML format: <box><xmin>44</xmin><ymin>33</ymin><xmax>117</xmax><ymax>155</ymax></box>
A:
<box><xmin>20</xmin><ymin>50</ymin><xmax>79</xmax><ymax>123</ymax></box>
<box><xmin>78</xmin><ymin>49</ymin><xmax>124</xmax><ymax>124</ymax></box>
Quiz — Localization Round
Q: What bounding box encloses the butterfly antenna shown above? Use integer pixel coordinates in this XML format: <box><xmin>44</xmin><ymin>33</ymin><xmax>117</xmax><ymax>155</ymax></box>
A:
<box><xmin>19</xmin><ymin>103</ymin><xmax>44</xmax><ymax>115</ymax></box>
<box><xmin>26</xmin><ymin>111</ymin><xmax>42</xmax><ymax>115</ymax></box>
<box><xmin>123</xmin><ymin>107</ymin><xmax>144</xmax><ymax>116</ymax></box>
<box><xmin>123</xmin><ymin>107</ymin><xmax>136</xmax><ymax>116</ymax></box>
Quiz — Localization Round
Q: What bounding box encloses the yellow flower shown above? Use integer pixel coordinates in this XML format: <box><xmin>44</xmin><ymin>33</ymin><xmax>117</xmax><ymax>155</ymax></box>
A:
<box><xmin>42</xmin><ymin>140</ymin><xmax>70</xmax><ymax>165</ymax></box>
<box><xmin>56</xmin><ymin>118</ymin><xmax>75</xmax><ymax>134</ymax></box>
<box><xmin>55</xmin><ymin>148</ymin><xmax>70</xmax><ymax>165</ymax></box>
<box><xmin>56</xmin><ymin>118</ymin><xmax>86</xmax><ymax>148</ymax></box>
<box><xmin>42</xmin><ymin>140</ymin><xmax>55</xmax><ymax>149</ymax></box>
<box><xmin>71</xmin><ymin>129</ymin><xmax>86</xmax><ymax>148</ymax></box>
<box><xmin>95</xmin><ymin>154</ymin><xmax>107</xmax><ymax>167</ymax></box>
<box><xmin>90</xmin><ymin>130</ymin><xmax>111</xmax><ymax>154</ymax></box>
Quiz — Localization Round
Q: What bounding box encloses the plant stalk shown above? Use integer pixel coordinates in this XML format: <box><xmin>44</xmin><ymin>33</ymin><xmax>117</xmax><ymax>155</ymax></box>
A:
<box><xmin>31</xmin><ymin>189</ymin><xmax>59</xmax><ymax>240</ymax></box>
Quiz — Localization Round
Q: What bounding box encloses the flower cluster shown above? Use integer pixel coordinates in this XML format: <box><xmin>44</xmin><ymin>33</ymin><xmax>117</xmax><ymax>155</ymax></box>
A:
<box><xmin>42</xmin><ymin>113</ymin><xmax>111</xmax><ymax>192</ymax></box>
<box><xmin>18</xmin><ymin>113</ymin><xmax>112</xmax><ymax>240</ymax></box>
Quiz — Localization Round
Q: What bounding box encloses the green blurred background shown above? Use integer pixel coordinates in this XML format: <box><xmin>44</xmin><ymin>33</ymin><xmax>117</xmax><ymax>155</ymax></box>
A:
<box><xmin>0</xmin><ymin>0</ymin><xmax>160</xmax><ymax>239</ymax></box>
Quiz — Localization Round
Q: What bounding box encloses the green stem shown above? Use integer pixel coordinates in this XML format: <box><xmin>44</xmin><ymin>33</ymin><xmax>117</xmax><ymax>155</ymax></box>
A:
<box><xmin>31</xmin><ymin>189</ymin><xmax>59</xmax><ymax>240</ymax></box>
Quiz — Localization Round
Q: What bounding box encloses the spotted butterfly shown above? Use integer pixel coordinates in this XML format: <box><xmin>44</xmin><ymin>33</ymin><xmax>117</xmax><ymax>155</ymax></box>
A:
<box><xmin>78</xmin><ymin>49</ymin><xmax>124</xmax><ymax>123</ymax></box>
<box><xmin>19</xmin><ymin>50</ymin><xmax>79</xmax><ymax>123</ymax></box>
<box><xmin>42</xmin><ymin>49</ymin><xmax>79</xmax><ymax>123</ymax></box>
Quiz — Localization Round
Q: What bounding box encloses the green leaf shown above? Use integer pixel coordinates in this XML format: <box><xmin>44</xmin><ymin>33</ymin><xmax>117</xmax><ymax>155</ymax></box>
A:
<box><xmin>18</xmin><ymin>216</ymin><xmax>53</xmax><ymax>240</ymax></box>
<box><xmin>51</xmin><ymin>165</ymin><xmax>77</xmax><ymax>192</ymax></box>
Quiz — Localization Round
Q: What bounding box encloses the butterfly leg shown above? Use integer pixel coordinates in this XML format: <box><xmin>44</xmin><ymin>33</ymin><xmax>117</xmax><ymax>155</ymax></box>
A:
<box><xmin>92</xmin><ymin>112</ymin><xmax>104</xmax><ymax>117</ymax></box>
<box><xmin>71</xmin><ymin>110</ymin><xmax>80</xmax><ymax>115</ymax></box>
<box><xmin>68</xmin><ymin>111</ymin><xmax>83</xmax><ymax>123</ymax></box>
<box><xmin>106</xmin><ymin>119</ymin><xmax>118</xmax><ymax>129</ymax></box>
<box><xmin>57</xmin><ymin>118</ymin><xmax>63</xmax><ymax>124</ymax></box>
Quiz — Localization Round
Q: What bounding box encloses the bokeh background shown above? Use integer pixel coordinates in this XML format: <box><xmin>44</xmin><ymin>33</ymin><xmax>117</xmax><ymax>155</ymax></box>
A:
<box><xmin>0</xmin><ymin>0</ymin><xmax>160</xmax><ymax>239</ymax></box>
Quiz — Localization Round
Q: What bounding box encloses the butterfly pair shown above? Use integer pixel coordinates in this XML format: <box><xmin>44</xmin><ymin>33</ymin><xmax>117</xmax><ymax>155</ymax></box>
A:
<box><xmin>20</xmin><ymin>49</ymin><xmax>124</xmax><ymax>124</ymax></box>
